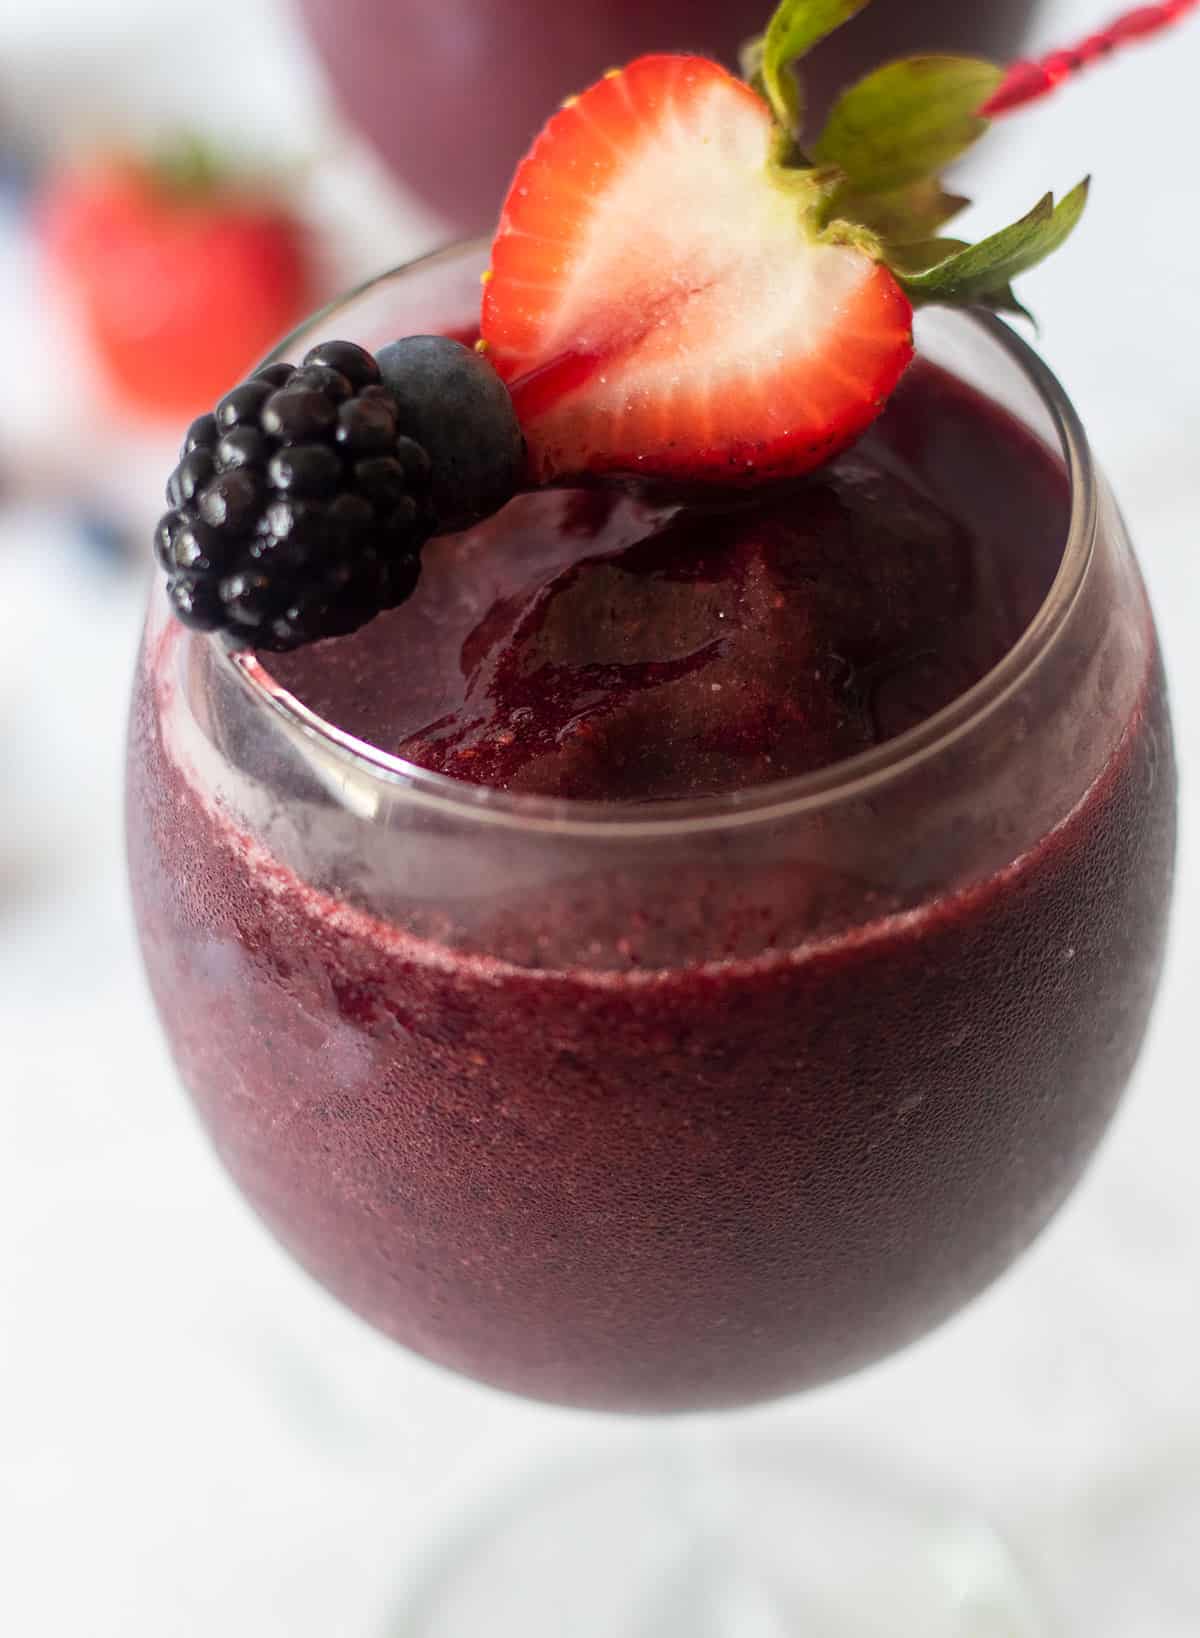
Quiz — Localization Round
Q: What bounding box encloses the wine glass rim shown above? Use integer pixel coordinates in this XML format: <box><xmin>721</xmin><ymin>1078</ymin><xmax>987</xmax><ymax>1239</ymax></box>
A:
<box><xmin>215</xmin><ymin>238</ymin><xmax>1097</xmax><ymax>840</ymax></box>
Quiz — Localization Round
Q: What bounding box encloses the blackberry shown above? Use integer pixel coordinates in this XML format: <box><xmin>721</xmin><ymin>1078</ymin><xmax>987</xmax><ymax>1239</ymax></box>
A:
<box><xmin>154</xmin><ymin>509</ymin><xmax>188</xmax><ymax>572</ymax></box>
<box><xmin>166</xmin><ymin>448</ymin><xmax>215</xmax><ymax>508</ymax></box>
<box><xmin>197</xmin><ymin>469</ymin><xmax>264</xmax><ymax>534</ymax></box>
<box><xmin>155</xmin><ymin>334</ymin><xmax>523</xmax><ymax>651</ymax></box>
<box><xmin>252</xmin><ymin>361</ymin><xmax>298</xmax><ymax>390</ymax></box>
<box><xmin>260</xmin><ymin>387</ymin><xmax>338</xmax><ymax>443</ymax></box>
<box><xmin>181</xmin><ymin>413</ymin><xmax>218</xmax><ymax>456</ymax></box>
<box><xmin>216</xmin><ymin>380</ymin><xmax>274</xmax><ymax>431</ymax></box>
<box><xmin>288</xmin><ymin>363</ymin><xmax>354</xmax><ymax>403</ymax></box>
<box><xmin>267</xmin><ymin>443</ymin><xmax>342</xmax><ymax>498</ymax></box>
<box><xmin>156</xmin><ymin>349</ymin><xmax>433</xmax><ymax>651</ymax></box>
<box><xmin>167</xmin><ymin>574</ymin><xmax>224</xmax><ymax>632</ymax></box>
<box><xmin>302</xmin><ymin>339</ymin><xmax>381</xmax><ymax>391</ymax></box>
<box><xmin>335</xmin><ymin>395</ymin><xmax>398</xmax><ymax>456</ymax></box>
<box><xmin>214</xmin><ymin>428</ymin><xmax>268</xmax><ymax>472</ymax></box>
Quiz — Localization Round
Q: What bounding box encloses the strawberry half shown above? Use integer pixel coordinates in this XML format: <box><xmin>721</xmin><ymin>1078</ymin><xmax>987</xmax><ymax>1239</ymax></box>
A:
<box><xmin>41</xmin><ymin>144</ymin><xmax>314</xmax><ymax>421</ymax></box>
<box><xmin>480</xmin><ymin>55</ymin><xmax>914</xmax><ymax>486</ymax></box>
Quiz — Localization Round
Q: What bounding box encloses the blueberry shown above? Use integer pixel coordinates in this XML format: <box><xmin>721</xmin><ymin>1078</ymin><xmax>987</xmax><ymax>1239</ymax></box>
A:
<box><xmin>375</xmin><ymin>335</ymin><xmax>523</xmax><ymax>530</ymax></box>
<box><xmin>216</xmin><ymin>379</ymin><xmax>274</xmax><ymax>431</ymax></box>
<box><xmin>267</xmin><ymin>443</ymin><xmax>343</xmax><ymax>499</ymax></box>
<box><xmin>302</xmin><ymin>339</ymin><xmax>381</xmax><ymax>390</ymax></box>
<box><xmin>261</xmin><ymin>388</ymin><xmax>338</xmax><ymax>442</ymax></box>
<box><xmin>166</xmin><ymin>449</ymin><xmax>215</xmax><ymax>508</ymax></box>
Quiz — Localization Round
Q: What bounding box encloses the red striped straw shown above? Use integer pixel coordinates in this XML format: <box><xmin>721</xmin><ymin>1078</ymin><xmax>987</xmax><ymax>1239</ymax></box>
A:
<box><xmin>980</xmin><ymin>0</ymin><xmax>1199</xmax><ymax>115</ymax></box>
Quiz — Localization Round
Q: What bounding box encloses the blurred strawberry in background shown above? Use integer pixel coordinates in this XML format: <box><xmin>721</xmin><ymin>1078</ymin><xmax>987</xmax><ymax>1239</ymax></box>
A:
<box><xmin>40</xmin><ymin>139</ymin><xmax>314</xmax><ymax>421</ymax></box>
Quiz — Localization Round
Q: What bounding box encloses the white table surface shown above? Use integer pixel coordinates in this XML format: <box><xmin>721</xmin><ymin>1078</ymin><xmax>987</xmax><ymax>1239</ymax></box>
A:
<box><xmin>1</xmin><ymin>3</ymin><xmax>1197</xmax><ymax>1634</ymax></box>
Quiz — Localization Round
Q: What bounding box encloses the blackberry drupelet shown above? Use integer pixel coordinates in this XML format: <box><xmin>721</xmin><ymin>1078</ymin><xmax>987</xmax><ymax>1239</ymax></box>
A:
<box><xmin>155</xmin><ymin>336</ymin><xmax>523</xmax><ymax>651</ymax></box>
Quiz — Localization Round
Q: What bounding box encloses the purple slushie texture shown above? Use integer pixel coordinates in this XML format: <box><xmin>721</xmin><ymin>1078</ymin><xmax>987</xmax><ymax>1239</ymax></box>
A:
<box><xmin>265</xmin><ymin>365</ymin><xmax>1068</xmax><ymax>802</ymax></box>
<box><xmin>128</xmin><ymin>370</ymin><xmax>1175</xmax><ymax>1410</ymax></box>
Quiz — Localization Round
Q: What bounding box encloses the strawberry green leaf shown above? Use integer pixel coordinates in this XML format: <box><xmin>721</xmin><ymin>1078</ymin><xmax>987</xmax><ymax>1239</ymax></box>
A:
<box><xmin>897</xmin><ymin>179</ymin><xmax>1089</xmax><ymax>308</ymax></box>
<box><xmin>981</xmin><ymin>285</ymin><xmax>1037</xmax><ymax>326</ymax></box>
<box><xmin>813</xmin><ymin>56</ymin><xmax>1003</xmax><ymax>193</ymax></box>
<box><xmin>758</xmin><ymin>0</ymin><xmax>874</xmax><ymax>130</ymax></box>
<box><xmin>883</xmin><ymin>237</ymin><xmax>969</xmax><ymax>275</ymax></box>
<box><xmin>830</xmin><ymin>177</ymin><xmax>970</xmax><ymax>244</ymax></box>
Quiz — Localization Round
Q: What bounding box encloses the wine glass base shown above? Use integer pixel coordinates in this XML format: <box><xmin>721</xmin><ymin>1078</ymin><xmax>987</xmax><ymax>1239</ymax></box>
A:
<box><xmin>392</xmin><ymin>1430</ymin><xmax>1051</xmax><ymax>1637</ymax></box>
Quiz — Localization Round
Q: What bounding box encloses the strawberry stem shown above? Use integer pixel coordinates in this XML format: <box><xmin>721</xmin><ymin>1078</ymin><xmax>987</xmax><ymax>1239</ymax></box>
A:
<box><xmin>980</xmin><ymin>0</ymin><xmax>1198</xmax><ymax>115</ymax></box>
<box><xmin>151</xmin><ymin>132</ymin><xmax>229</xmax><ymax>199</ymax></box>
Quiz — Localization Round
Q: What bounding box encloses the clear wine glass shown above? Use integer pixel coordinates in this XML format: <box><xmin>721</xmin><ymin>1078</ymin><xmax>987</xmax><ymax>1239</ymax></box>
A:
<box><xmin>127</xmin><ymin>240</ymin><xmax>1176</xmax><ymax>1634</ymax></box>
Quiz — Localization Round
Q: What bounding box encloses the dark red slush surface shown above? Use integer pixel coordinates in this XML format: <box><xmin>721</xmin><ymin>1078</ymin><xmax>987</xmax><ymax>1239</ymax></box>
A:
<box><xmin>266</xmin><ymin>365</ymin><xmax>1064</xmax><ymax>801</ymax></box>
<box><xmin>128</xmin><ymin>366</ymin><xmax>1175</xmax><ymax>1410</ymax></box>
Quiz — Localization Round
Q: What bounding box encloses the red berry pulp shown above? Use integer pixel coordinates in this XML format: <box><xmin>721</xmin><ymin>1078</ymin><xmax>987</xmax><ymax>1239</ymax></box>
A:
<box><xmin>128</xmin><ymin>361</ymin><xmax>1175</xmax><ymax>1410</ymax></box>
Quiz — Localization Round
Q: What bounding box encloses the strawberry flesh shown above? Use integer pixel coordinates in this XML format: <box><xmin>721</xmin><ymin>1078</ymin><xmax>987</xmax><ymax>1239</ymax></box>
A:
<box><xmin>482</xmin><ymin>54</ymin><xmax>913</xmax><ymax>485</ymax></box>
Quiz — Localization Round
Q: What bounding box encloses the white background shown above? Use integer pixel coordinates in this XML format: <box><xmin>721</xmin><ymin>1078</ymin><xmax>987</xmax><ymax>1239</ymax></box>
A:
<box><xmin>1</xmin><ymin>2</ymin><xmax>1197</xmax><ymax>1634</ymax></box>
